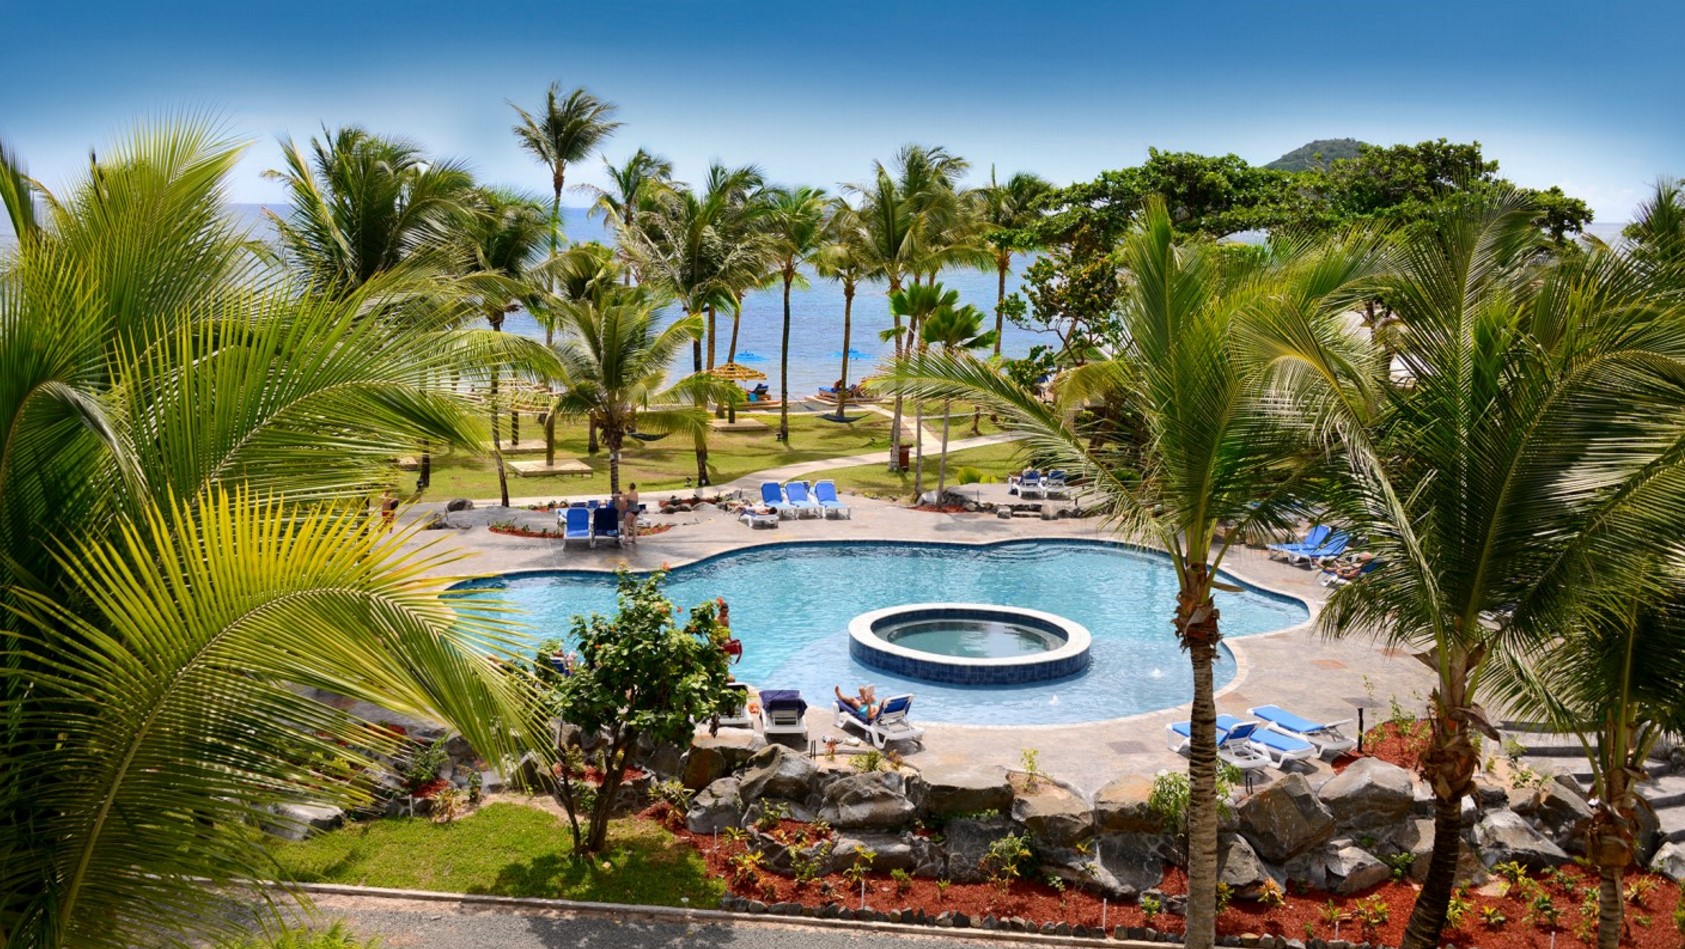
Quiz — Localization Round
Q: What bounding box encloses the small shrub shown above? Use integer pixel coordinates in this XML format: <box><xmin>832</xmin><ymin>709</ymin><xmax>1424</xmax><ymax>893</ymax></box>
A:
<box><xmin>842</xmin><ymin>847</ymin><xmax>876</xmax><ymax>886</ymax></box>
<box><xmin>885</xmin><ymin>750</ymin><xmax>904</xmax><ymax>771</ymax></box>
<box><xmin>1626</xmin><ymin>875</ymin><xmax>1657</xmax><ymax>907</ymax></box>
<box><xmin>979</xmin><ymin>833</ymin><xmax>1033</xmax><ymax>892</ymax></box>
<box><xmin>1480</xmin><ymin>905</ymin><xmax>1508</xmax><ymax>929</ymax></box>
<box><xmin>1020</xmin><ymin>748</ymin><xmax>1043</xmax><ymax>788</ymax></box>
<box><xmin>1673</xmin><ymin>892</ymin><xmax>1685</xmax><ymax>936</ymax></box>
<box><xmin>1524</xmin><ymin>893</ymin><xmax>1559</xmax><ymax>930</ymax></box>
<box><xmin>729</xmin><ymin>849</ymin><xmax>764</xmax><ymax>887</ymax></box>
<box><xmin>1255</xmin><ymin>878</ymin><xmax>1286</xmax><ymax>908</ymax></box>
<box><xmin>1352</xmin><ymin>895</ymin><xmax>1390</xmax><ymax>936</ymax></box>
<box><xmin>465</xmin><ymin>769</ymin><xmax>484</xmax><ymax>804</ymax></box>
<box><xmin>1446</xmin><ymin>890</ymin><xmax>1471</xmax><ymax>930</ymax></box>
<box><xmin>721</xmin><ymin>826</ymin><xmax>749</xmax><ymax>845</ymax></box>
<box><xmin>1214</xmin><ymin>882</ymin><xmax>1233</xmax><ymax>915</ymax></box>
<box><xmin>1492</xmin><ymin>859</ymin><xmax>1530</xmax><ymax>886</ymax></box>
<box><xmin>1045</xmin><ymin>872</ymin><xmax>1068</xmax><ymax>904</ymax></box>
<box><xmin>935</xmin><ymin>878</ymin><xmax>950</xmax><ymax>902</ymax></box>
<box><xmin>1140</xmin><ymin>893</ymin><xmax>1162</xmax><ymax>919</ymax></box>
<box><xmin>889</xmin><ymin>868</ymin><xmax>912</xmax><ymax>894</ymax></box>
<box><xmin>430</xmin><ymin>786</ymin><xmax>468</xmax><ymax>823</ymax></box>
<box><xmin>400</xmin><ymin>740</ymin><xmax>448</xmax><ymax>791</ymax></box>
<box><xmin>1320</xmin><ymin>900</ymin><xmax>1345</xmax><ymax>928</ymax></box>
<box><xmin>1383</xmin><ymin>850</ymin><xmax>1415</xmax><ymax>881</ymax></box>
<box><xmin>1302</xmin><ymin>921</ymin><xmax>1315</xmax><ymax>941</ymax></box>
<box><xmin>855</xmin><ymin>749</ymin><xmax>885</xmax><ymax>773</ymax></box>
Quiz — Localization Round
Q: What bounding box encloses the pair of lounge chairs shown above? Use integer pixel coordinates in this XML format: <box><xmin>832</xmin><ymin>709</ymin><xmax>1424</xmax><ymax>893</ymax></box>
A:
<box><xmin>1267</xmin><ymin>525</ymin><xmax>1351</xmax><ymax>566</ymax></box>
<box><xmin>1319</xmin><ymin>556</ymin><xmax>1382</xmax><ymax>587</ymax></box>
<box><xmin>834</xmin><ymin>693</ymin><xmax>925</xmax><ymax>749</ymax></box>
<box><xmin>760</xmin><ymin>480</ymin><xmax>851</xmax><ymax>519</ymax></box>
<box><xmin>558</xmin><ymin>504</ymin><xmax>623</xmax><ymax>549</ymax></box>
<box><xmin>1012</xmin><ymin>470</ymin><xmax>1069</xmax><ymax>500</ymax></box>
<box><xmin>1166</xmin><ymin>706</ymin><xmax>1357</xmax><ymax>771</ymax></box>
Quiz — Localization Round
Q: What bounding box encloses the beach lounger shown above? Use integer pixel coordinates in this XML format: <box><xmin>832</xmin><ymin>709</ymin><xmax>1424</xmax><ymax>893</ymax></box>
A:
<box><xmin>835</xmin><ymin>693</ymin><xmax>925</xmax><ymax>749</ymax></box>
<box><xmin>813</xmin><ymin>480</ymin><xmax>852</xmax><ymax>519</ymax></box>
<box><xmin>759</xmin><ymin>689</ymin><xmax>809</xmax><ymax>740</ymax></box>
<box><xmin>1266</xmin><ymin>524</ymin><xmax>1331</xmax><ymax>560</ymax></box>
<box><xmin>1165</xmin><ymin>717</ymin><xmax>1270</xmax><ymax>772</ymax></box>
<box><xmin>1016</xmin><ymin>470</ymin><xmax>1046</xmax><ymax>499</ymax></box>
<box><xmin>1247</xmin><ymin>705</ymin><xmax>1357</xmax><ymax>758</ymax></box>
<box><xmin>590</xmin><ymin>504</ymin><xmax>621</xmax><ymax>548</ymax></box>
<box><xmin>1286</xmin><ymin>531</ymin><xmax>1349</xmax><ymax>566</ymax></box>
<box><xmin>760</xmin><ymin>481</ymin><xmax>795</xmax><ymax>519</ymax></box>
<box><xmin>1045</xmin><ymin>470</ymin><xmax>1070</xmax><ymax>498</ymax></box>
<box><xmin>783</xmin><ymin>480</ymin><xmax>823</xmax><ymax>518</ymax></box>
<box><xmin>1321</xmin><ymin>557</ymin><xmax>1381</xmax><ymax>587</ymax></box>
<box><xmin>717</xmin><ymin>683</ymin><xmax>753</xmax><ymax>729</ymax></box>
<box><xmin>560</xmin><ymin>507</ymin><xmax>592</xmax><ymax>550</ymax></box>
<box><xmin>739</xmin><ymin>509</ymin><xmax>779</xmax><ymax>529</ymax></box>
<box><xmin>1216</xmin><ymin>713</ymin><xmax>1317</xmax><ymax>767</ymax></box>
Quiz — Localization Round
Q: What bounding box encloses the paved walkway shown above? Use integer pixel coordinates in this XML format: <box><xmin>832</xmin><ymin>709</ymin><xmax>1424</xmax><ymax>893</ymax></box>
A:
<box><xmin>392</xmin><ymin>489</ymin><xmax>1432</xmax><ymax>795</ymax></box>
<box><xmin>723</xmin><ymin>432</ymin><xmax>1022</xmax><ymax>491</ymax></box>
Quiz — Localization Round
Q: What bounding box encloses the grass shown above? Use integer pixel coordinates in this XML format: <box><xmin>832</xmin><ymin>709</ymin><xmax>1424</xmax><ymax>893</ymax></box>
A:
<box><xmin>272</xmin><ymin>801</ymin><xmax>722</xmax><ymax>906</ymax></box>
<box><xmin>417</xmin><ymin>412</ymin><xmax>894</xmax><ymax>500</ymax></box>
<box><xmin>808</xmin><ymin>440</ymin><xmax>1027</xmax><ymax>500</ymax></box>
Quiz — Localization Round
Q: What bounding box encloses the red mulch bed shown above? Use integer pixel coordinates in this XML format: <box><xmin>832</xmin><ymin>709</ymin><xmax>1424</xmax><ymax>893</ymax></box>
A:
<box><xmin>639</xmin><ymin>803</ymin><xmax>1683</xmax><ymax>948</ymax></box>
<box><xmin>1331</xmin><ymin>720</ymin><xmax>1433</xmax><ymax>774</ymax></box>
<box><xmin>910</xmin><ymin>504</ymin><xmax>971</xmax><ymax>514</ymax></box>
<box><xmin>488</xmin><ymin>522</ymin><xmax>674</xmax><ymax>540</ymax></box>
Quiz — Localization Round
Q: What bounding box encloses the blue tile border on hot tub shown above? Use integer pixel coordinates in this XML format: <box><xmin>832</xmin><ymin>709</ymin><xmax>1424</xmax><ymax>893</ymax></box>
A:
<box><xmin>848</xmin><ymin>602</ymin><xmax>1093</xmax><ymax>686</ymax></box>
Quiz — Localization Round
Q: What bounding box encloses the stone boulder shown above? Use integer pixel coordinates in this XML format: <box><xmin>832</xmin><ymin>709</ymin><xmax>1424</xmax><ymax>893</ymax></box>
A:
<box><xmin>680</xmin><ymin>731</ymin><xmax>766</xmax><ymax>790</ymax></box>
<box><xmin>942</xmin><ymin>815</ymin><xmax>1017</xmax><ymax>884</ymax></box>
<box><xmin>1517</xmin><ymin>774</ymin><xmax>1593</xmax><ymax>841</ymax></box>
<box><xmin>1281</xmin><ymin>841</ymin><xmax>1388</xmax><ymax>894</ymax></box>
<box><xmin>922</xmin><ymin>763</ymin><xmax>1013</xmax><ymax>816</ymax></box>
<box><xmin>1218</xmin><ymin>833</ymin><xmax>1271</xmax><ymax>898</ymax></box>
<box><xmin>1473</xmin><ymin>809</ymin><xmax>1569</xmax><ymax>870</ymax></box>
<box><xmin>1317</xmin><ymin>757</ymin><xmax>1414</xmax><ymax>831</ymax></box>
<box><xmin>1094</xmin><ymin>774</ymin><xmax>1161</xmax><ymax>834</ymax></box>
<box><xmin>685</xmin><ymin>776</ymin><xmax>743</xmax><ymax>833</ymax></box>
<box><xmin>820</xmin><ymin>772</ymin><xmax>918</xmax><ymax>830</ymax></box>
<box><xmin>1382</xmin><ymin>817</ymin><xmax>1435</xmax><ymax>883</ymax></box>
<box><xmin>1236</xmin><ymin>773</ymin><xmax>1336</xmax><ymax>863</ymax></box>
<box><xmin>833</xmin><ymin>832</ymin><xmax>937</xmax><ymax>874</ymax></box>
<box><xmin>737</xmin><ymin>745</ymin><xmax>817</xmax><ymax>803</ymax></box>
<box><xmin>1094</xmin><ymin>832</ymin><xmax>1176</xmax><ymax>897</ymax></box>
<box><xmin>1010</xmin><ymin>777</ymin><xmax>1093</xmax><ymax>848</ymax></box>
<box><xmin>1648</xmin><ymin>840</ymin><xmax>1685</xmax><ymax>883</ymax></box>
<box><xmin>445</xmin><ymin>497</ymin><xmax>473</xmax><ymax>512</ymax></box>
<box><xmin>263</xmin><ymin>803</ymin><xmax>345</xmax><ymax>841</ymax></box>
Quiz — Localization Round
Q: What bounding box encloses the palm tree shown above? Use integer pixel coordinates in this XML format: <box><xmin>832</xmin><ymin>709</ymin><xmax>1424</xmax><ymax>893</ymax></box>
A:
<box><xmin>265</xmin><ymin>126</ymin><xmax>475</xmax><ymax>294</ymax></box>
<box><xmin>765</xmin><ymin>185</ymin><xmax>828</xmax><ymax>440</ymax></box>
<box><xmin>976</xmin><ymin>167</ymin><xmax>1052</xmax><ymax>355</ymax></box>
<box><xmin>509</xmin><ymin>84</ymin><xmax>622</xmax><ymax>285</ymax></box>
<box><xmin>918</xmin><ymin>295</ymin><xmax>996</xmax><ymax>499</ymax></box>
<box><xmin>531</xmin><ymin>242</ymin><xmax>621</xmax><ymax>458</ymax></box>
<box><xmin>1493</xmin><ymin>558</ymin><xmax>1685</xmax><ymax>949</ymax></box>
<box><xmin>814</xmin><ymin>201</ymin><xmax>872</xmax><ymax>421</ymax></box>
<box><xmin>852</xmin><ymin>165</ymin><xmax>918</xmax><ymax>470</ymax></box>
<box><xmin>1303</xmin><ymin>195</ymin><xmax>1685</xmax><ymax>949</ymax></box>
<box><xmin>0</xmin><ymin>123</ymin><xmax>542</xmax><ymax>949</ymax></box>
<box><xmin>547</xmin><ymin>289</ymin><xmax>733</xmax><ymax>495</ymax></box>
<box><xmin>585</xmin><ymin>148</ymin><xmax>674</xmax><ymax>284</ymax></box>
<box><xmin>880</xmin><ymin>199</ymin><xmax>1381</xmax><ymax>949</ymax></box>
<box><xmin>889</xmin><ymin>283</ymin><xmax>960</xmax><ymax>500</ymax></box>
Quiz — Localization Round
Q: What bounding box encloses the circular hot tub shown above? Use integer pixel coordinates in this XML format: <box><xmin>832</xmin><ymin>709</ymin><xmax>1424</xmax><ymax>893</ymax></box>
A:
<box><xmin>848</xmin><ymin>603</ymin><xmax>1092</xmax><ymax>685</ymax></box>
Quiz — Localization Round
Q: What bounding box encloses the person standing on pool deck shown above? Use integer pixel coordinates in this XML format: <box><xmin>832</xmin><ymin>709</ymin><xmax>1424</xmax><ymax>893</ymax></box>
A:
<box><xmin>622</xmin><ymin>483</ymin><xmax>640</xmax><ymax>544</ymax></box>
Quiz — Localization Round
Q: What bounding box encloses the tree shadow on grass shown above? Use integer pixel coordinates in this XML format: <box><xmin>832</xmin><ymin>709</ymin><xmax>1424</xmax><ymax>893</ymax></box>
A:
<box><xmin>477</xmin><ymin>828</ymin><xmax>722</xmax><ymax>906</ymax></box>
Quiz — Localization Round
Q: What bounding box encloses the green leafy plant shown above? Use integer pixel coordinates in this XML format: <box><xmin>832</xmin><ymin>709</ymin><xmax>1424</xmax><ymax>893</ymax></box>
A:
<box><xmin>1523</xmin><ymin>892</ymin><xmax>1559</xmax><ymax>930</ymax></box>
<box><xmin>1045</xmin><ymin>872</ymin><xmax>1067</xmax><ymax>904</ymax></box>
<box><xmin>1501</xmin><ymin>736</ymin><xmax>1529</xmax><ymax>762</ymax></box>
<box><xmin>1492</xmin><ymin>859</ymin><xmax>1530</xmax><ymax>887</ymax></box>
<box><xmin>1255</xmin><ymin>878</ymin><xmax>1286</xmax><ymax>908</ymax></box>
<box><xmin>935</xmin><ymin>878</ymin><xmax>951</xmax><ymax>902</ymax></box>
<box><xmin>1140</xmin><ymin>893</ymin><xmax>1163</xmax><ymax>920</ymax></box>
<box><xmin>1383</xmin><ymin>850</ymin><xmax>1415</xmax><ymax>881</ymax></box>
<box><xmin>855</xmin><ymin>748</ymin><xmax>886</xmax><ymax>773</ymax></box>
<box><xmin>1351</xmin><ymin>895</ymin><xmax>1390</xmax><ymax>936</ymax></box>
<box><xmin>721</xmin><ymin>826</ymin><xmax>749</xmax><ymax>845</ymax></box>
<box><xmin>889</xmin><ymin>868</ymin><xmax>912</xmax><ymax>894</ymax></box>
<box><xmin>885</xmin><ymin>750</ymin><xmax>904</xmax><ymax>771</ymax></box>
<box><xmin>654</xmin><ymin>779</ymin><xmax>693</xmax><ymax>812</ymax></box>
<box><xmin>1627</xmin><ymin>875</ymin><xmax>1658</xmax><ymax>907</ymax></box>
<box><xmin>1320</xmin><ymin>900</ymin><xmax>1345</xmax><ymax>929</ymax></box>
<box><xmin>1480</xmin><ymin>905</ymin><xmax>1507</xmax><ymax>929</ymax></box>
<box><xmin>842</xmin><ymin>847</ymin><xmax>877</xmax><ymax>886</ymax></box>
<box><xmin>401</xmin><ymin>740</ymin><xmax>448</xmax><ymax>791</ymax></box>
<box><xmin>1675</xmin><ymin>892</ymin><xmax>1685</xmax><ymax>935</ymax></box>
<box><xmin>979</xmin><ymin>833</ymin><xmax>1033</xmax><ymax>892</ymax></box>
<box><xmin>1302</xmin><ymin>921</ymin><xmax>1315</xmax><ymax>941</ymax></box>
<box><xmin>465</xmin><ymin>769</ymin><xmax>484</xmax><ymax>804</ymax></box>
<box><xmin>1214</xmin><ymin>882</ymin><xmax>1233</xmax><ymax>915</ymax></box>
<box><xmin>1020</xmin><ymin>747</ymin><xmax>1044</xmax><ymax>788</ymax></box>
<box><xmin>429</xmin><ymin>786</ymin><xmax>468</xmax><ymax>823</ymax></box>
<box><xmin>1446</xmin><ymin>890</ymin><xmax>1471</xmax><ymax>930</ymax></box>
<box><xmin>728</xmin><ymin>848</ymin><xmax>764</xmax><ymax>887</ymax></box>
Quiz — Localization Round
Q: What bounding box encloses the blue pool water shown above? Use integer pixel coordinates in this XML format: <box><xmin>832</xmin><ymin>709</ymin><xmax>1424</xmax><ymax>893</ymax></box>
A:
<box><xmin>452</xmin><ymin>540</ymin><xmax>1309</xmax><ymax>725</ymax></box>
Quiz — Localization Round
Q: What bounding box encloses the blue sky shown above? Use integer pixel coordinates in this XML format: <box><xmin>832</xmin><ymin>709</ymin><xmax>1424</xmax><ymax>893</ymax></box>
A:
<box><xmin>4</xmin><ymin>0</ymin><xmax>1680</xmax><ymax>222</ymax></box>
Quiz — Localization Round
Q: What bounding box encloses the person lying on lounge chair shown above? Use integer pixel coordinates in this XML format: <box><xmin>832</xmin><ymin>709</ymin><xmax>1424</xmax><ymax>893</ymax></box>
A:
<box><xmin>835</xmin><ymin>684</ymin><xmax>878</xmax><ymax>720</ymax></box>
<box><xmin>1319</xmin><ymin>551</ymin><xmax>1374</xmax><ymax>582</ymax></box>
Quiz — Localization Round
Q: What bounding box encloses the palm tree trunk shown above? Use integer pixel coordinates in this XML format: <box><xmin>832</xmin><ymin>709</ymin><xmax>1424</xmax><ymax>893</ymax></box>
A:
<box><xmin>728</xmin><ymin>296</ymin><xmax>742</xmax><ymax>363</ymax></box>
<box><xmin>887</xmin><ymin>278</ymin><xmax>903</xmax><ymax>471</ymax></box>
<box><xmin>994</xmin><ymin>256</ymin><xmax>1008</xmax><ymax>357</ymax></box>
<box><xmin>511</xmin><ymin>409</ymin><xmax>520</xmax><ymax>447</ymax></box>
<box><xmin>937</xmin><ymin>398</ymin><xmax>952</xmax><ymax>501</ymax></box>
<box><xmin>706</xmin><ymin>304</ymin><xmax>716</xmax><ymax>370</ymax></box>
<box><xmin>1596</xmin><ymin>862</ymin><xmax>1623</xmax><ymax>949</ymax></box>
<box><xmin>694</xmin><ymin>434</ymin><xmax>710</xmax><ymax>488</ymax></box>
<box><xmin>1399</xmin><ymin>701</ymin><xmax>1479</xmax><ymax>949</ymax></box>
<box><xmin>544</xmin><ymin>412</ymin><xmax>556</xmax><ymax>467</ymax></box>
<box><xmin>587</xmin><ymin>419</ymin><xmax>599</xmax><ymax>454</ymax></box>
<box><xmin>548</xmin><ymin>182</ymin><xmax>561</xmax><ymax>347</ymax></box>
<box><xmin>606</xmin><ymin>430</ymin><xmax>623</xmax><ymax>497</ymax></box>
<box><xmin>494</xmin><ymin>448</ymin><xmax>511</xmax><ymax>508</ymax></box>
<box><xmin>1178</xmin><ymin>571</ymin><xmax>1222</xmax><ymax>949</ymax></box>
<box><xmin>837</xmin><ymin>283</ymin><xmax>854</xmax><ymax>420</ymax></box>
<box><xmin>911</xmin><ymin>333</ymin><xmax>925</xmax><ymax>501</ymax></box>
<box><xmin>779</xmin><ymin>271</ymin><xmax>792</xmax><ymax>442</ymax></box>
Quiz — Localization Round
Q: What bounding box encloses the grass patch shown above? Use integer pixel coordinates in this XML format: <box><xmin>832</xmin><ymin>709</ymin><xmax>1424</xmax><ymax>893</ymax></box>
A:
<box><xmin>810</xmin><ymin>440</ymin><xmax>1026</xmax><ymax>500</ymax></box>
<box><xmin>417</xmin><ymin>413</ymin><xmax>894</xmax><ymax>501</ymax></box>
<box><xmin>272</xmin><ymin>802</ymin><xmax>722</xmax><ymax>906</ymax></box>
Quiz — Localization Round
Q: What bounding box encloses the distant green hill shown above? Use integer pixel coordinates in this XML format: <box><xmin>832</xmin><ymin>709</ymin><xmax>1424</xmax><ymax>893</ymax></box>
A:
<box><xmin>1265</xmin><ymin>138</ymin><xmax>1367</xmax><ymax>172</ymax></box>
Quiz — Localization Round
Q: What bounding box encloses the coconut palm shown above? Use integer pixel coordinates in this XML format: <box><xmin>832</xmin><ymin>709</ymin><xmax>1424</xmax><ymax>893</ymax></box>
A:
<box><xmin>531</xmin><ymin>242</ymin><xmax>621</xmax><ymax>457</ymax></box>
<box><xmin>1623</xmin><ymin>177</ymin><xmax>1685</xmax><ymax>284</ymax></box>
<box><xmin>765</xmin><ymin>185</ymin><xmax>828</xmax><ymax>440</ymax></box>
<box><xmin>976</xmin><ymin>167</ymin><xmax>1052</xmax><ymax>355</ymax></box>
<box><xmin>265</xmin><ymin>126</ymin><xmax>475</xmax><ymax>294</ymax></box>
<box><xmin>509</xmin><ymin>84</ymin><xmax>622</xmax><ymax>264</ymax></box>
<box><xmin>918</xmin><ymin>295</ymin><xmax>997</xmax><ymax>498</ymax></box>
<box><xmin>547</xmin><ymin>289</ymin><xmax>734</xmax><ymax>495</ymax></box>
<box><xmin>814</xmin><ymin>201</ymin><xmax>873</xmax><ymax>420</ymax></box>
<box><xmin>584</xmin><ymin>148</ymin><xmax>674</xmax><ymax>284</ymax></box>
<box><xmin>889</xmin><ymin>282</ymin><xmax>960</xmax><ymax>499</ymax></box>
<box><xmin>0</xmin><ymin>123</ymin><xmax>542</xmax><ymax>949</ymax></box>
<box><xmin>879</xmin><ymin>199</ymin><xmax>1381</xmax><ymax>949</ymax></box>
<box><xmin>1299</xmin><ymin>195</ymin><xmax>1685</xmax><ymax>949</ymax></box>
<box><xmin>851</xmin><ymin>164</ymin><xmax>919</xmax><ymax>469</ymax></box>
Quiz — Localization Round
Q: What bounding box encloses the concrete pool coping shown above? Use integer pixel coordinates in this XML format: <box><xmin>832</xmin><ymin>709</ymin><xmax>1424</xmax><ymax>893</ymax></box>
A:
<box><xmin>391</xmin><ymin>494</ymin><xmax>1425</xmax><ymax>793</ymax></box>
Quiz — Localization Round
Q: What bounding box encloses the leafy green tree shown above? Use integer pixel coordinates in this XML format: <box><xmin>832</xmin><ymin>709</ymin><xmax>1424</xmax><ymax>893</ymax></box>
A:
<box><xmin>542</xmin><ymin>570</ymin><xmax>737</xmax><ymax>852</ymax></box>
<box><xmin>814</xmin><ymin>200</ymin><xmax>873</xmax><ymax>420</ymax></box>
<box><xmin>1624</xmin><ymin>178</ymin><xmax>1685</xmax><ymax>277</ymax></box>
<box><xmin>0</xmin><ymin>122</ymin><xmax>539</xmax><ymax>949</ymax></box>
<box><xmin>265</xmin><ymin>126</ymin><xmax>475</xmax><ymax>294</ymax></box>
<box><xmin>917</xmin><ymin>295</ymin><xmax>996</xmax><ymax>498</ymax></box>
<box><xmin>880</xmin><ymin>199</ymin><xmax>1380</xmax><ymax>949</ymax></box>
<box><xmin>1036</xmin><ymin>149</ymin><xmax>1297</xmax><ymax>243</ymax></box>
<box><xmin>1009</xmin><ymin>221</ymin><xmax>1124</xmax><ymax>365</ymax></box>
<box><xmin>975</xmin><ymin>167</ymin><xmax>1052</xmax><ymax>355</ymax></box>
<box><xmin>765</xmin><ymin>185</ymin><xmax>828</xmax><ymax>439</ymax></box>
<box><xmin>509</xmin><ymin>83</ymin><xmax>622</xmax><ymax>269</ymax></box>
<box><xmin>584</xmin><ymin>148</ymin><xmax>674</xmax><ymax>284</ymax></box>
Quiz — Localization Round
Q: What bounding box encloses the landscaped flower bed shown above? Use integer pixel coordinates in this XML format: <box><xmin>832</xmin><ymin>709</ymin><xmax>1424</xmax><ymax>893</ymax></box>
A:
<box><xmin>488</xmin><ymin>520</ymin><xmax>674</xmax><ymax>539</ymax></box>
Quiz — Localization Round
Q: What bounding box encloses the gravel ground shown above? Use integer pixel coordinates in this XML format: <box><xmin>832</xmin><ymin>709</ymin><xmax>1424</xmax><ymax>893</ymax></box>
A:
<box><xmin>300</xmin><ymin>897</ymin><xmax>1014</xmax><ymax>949</ymax></box>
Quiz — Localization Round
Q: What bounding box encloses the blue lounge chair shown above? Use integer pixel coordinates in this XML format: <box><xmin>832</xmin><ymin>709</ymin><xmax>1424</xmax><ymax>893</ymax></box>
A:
<box><xmin>1217</xmin><ymin>713</ymin><xmax>1317</xmax><ymax>767</ymax></box>
<box><xmin>1266</xmin><ymin>524</ymin><xmax>1332</xmax><ymax>560</ymax></box>
<box><xmin>1045</xmin><ymin>470</ymin><xmax>1070</xmax><ymax>498</ymax></box>
<box><xmin>835</xmin><ymin>693</ymin><xmax>925</xmax><ymax>749</ymax></box>
<box><xmin>760</xmin><ymin>481</ymin><xmax>794</xmax><ymax>518</ymax></box>
<box><xmin>1165</xmin><ymin>717</ymin><xmax>1270</xmax><ymax>772</ymax></box>
<box><xmin>1321</xmin><ymin>557</ymin><xmax>1381</xmax><ymax>587</ymax></box>
<box><xmin>560</xmin><ymin>507</ymin><xmax>591</xmax><ymax>549</ymax></box>
<box><xmin>590</xmin><ymin>504</ymin><xmax>620</xmax><ymax>548</ymax></box>
<box><xmin>783</xmin><ymin>480</ymin><xmax>822</xmax><ymax>518</ymax></box>
<box><xmin>813</xmin><ymin>480</ymin><xmax>852</xmax><ymax>519</ymax></box>
<box><xmin>1017</xmin><ymin>470</ymin><xmax>1046</xmax><ymax>499</ymax></box>
<box><xmin>1247</xmin><ymin>705</ymin><xmax>1357</xmax><ymax>758</ymax></box>
<box><xmin>1286</xmin><ymin>531</ymin><xmax>1350</xmax><ymax>566</ymax></box>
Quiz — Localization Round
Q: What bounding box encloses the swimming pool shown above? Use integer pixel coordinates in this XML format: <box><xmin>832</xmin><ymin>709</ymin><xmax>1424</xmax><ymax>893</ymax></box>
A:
<box><xmin>451</xmin><ymin>540</ymin><xmax>1310</xmax><ymax>725</ymax></box>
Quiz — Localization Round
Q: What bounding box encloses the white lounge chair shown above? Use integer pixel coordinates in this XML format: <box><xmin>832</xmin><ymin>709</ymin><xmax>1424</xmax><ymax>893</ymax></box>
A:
<box><xmin>1016</xmin><ymin>471</ymin><xmax>1046</xmax><ymax>499</ymax></box>
<box><xmin>759</xmin><ymin>689</ymin><xmax>808</xmax><ymax>741</ymax></box>
<box><xmin>813</xmin><ymin>480</ymin><xmax>852</xmax><ymax>519</ymax></box>
<box><xmin>1165</xmin><ymin>718</ymin><xmax>1271</xmax><ymax>773</ymax></box>
<box><xmin>835</xmin><ymin>693</ymin><xmax>925</xmax><ymax>749</ymax></box>
<box><xmin>1248</xmin><ymin>705</ymin><xmax>1357</xmax><ymax>758</ymax></box>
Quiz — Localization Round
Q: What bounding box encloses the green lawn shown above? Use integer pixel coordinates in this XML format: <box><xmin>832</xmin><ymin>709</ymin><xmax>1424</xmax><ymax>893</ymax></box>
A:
<box><xmin>272</xmin><ymin>801</ymin><xmax>722</xmax><ymax>905</ymax></box>
<box><xmin>417</xmin><ymin>412</ymin><xmax>894</xmax><ymax>500</ymax></box>
<box><xmin>810</xmin><ymin>440</ymin><xmax>1027</xmax><ymax>500</ymax></box>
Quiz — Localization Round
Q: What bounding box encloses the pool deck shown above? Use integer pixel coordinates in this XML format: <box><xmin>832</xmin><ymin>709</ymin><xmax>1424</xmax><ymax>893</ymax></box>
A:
<box><xmin>393</xmin><ymin>490</ymin><xmax>1432</xmax><ymax>795</ymax></box>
